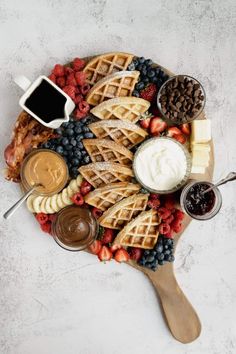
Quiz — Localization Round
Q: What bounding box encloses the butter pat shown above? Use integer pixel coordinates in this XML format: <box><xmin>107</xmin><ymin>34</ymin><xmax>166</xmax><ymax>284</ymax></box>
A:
<box><xmin>191</xmin><ymin>165</ymin><xmax>206</xmax><ymax>174</ymax></box>
<box><xmin>192</xmin><ymin>149</ymin><xmax>210</xmax><ymax>166</ymax></box>
<box><xmin>191</xmin><ymin>120</ymin><xmax>211</xmax><ymax>143</ymax></box>
<box><xmin>191</xmin><ymin>142</ymin><xmax>211</xmax><ymax>153</ymax></box>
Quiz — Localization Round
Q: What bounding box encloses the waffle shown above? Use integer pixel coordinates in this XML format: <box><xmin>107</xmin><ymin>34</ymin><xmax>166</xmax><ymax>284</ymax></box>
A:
<box><xmin>90</xmin><ymin>97</ymin><xmax>150</xmax><ymax>124</ymax></box>
<box><xmin>78</xmin><ymin>162</ymin><xmax>133</xmax><ymax>188</ymax></box>
<box><xmin>113</xmin><ymin>209</ymin><xmax>160</xmax><ymax>249</ymax></box>
<box><xmin>86</xmin><ymin>71</ymin><xmax>140</xmax><ymax>106</ymax></box>
<box><xmin>83</xmin><ymin>52</ymin><xmax>134</xmax><ymax>86</ymax></box>
<box><xmin>98</xmin><ymin>193</ymin><xmax>149</xmax><ymax>230</ymax></box>
<box><xmin>83</xmin><ymin>138</ymin><xmax>133</xmax><ymax>166</ymax></box>
<box><xmin>89</xmin><ymin>120</ymin><xmax>148</xmax><ymax>149</ymax></box>
<box><xmin>84</xmin><ymin>182</ymin><xmax>141</xmax><ymax>211</ymax></box>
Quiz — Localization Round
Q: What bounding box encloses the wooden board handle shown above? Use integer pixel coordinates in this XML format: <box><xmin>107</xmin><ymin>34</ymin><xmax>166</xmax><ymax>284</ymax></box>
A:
<box><xmin>146</xmin><ymin>264</ymin><xmax>201</xmax><ymax>343</ymax></box>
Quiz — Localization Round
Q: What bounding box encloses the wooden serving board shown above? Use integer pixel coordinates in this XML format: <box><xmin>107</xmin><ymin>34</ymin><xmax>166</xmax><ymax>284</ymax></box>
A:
<box><xmin>15</xmin><ymin>54</ymin><xmax>214</xmax><ymax>344</ymax></box>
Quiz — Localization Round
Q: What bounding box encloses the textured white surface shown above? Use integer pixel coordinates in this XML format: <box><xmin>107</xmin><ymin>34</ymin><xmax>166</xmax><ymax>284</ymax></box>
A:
<box><xmin>0</xmin><ymin>0</ymin><xmax>236</xmax><ymax>353</ymax></box>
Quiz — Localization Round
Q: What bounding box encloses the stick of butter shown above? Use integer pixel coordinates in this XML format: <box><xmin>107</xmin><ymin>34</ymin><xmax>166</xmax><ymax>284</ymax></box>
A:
<box><xmin>191</xmin><ymin>142</ymin><xmax>211</xmax><ymax>153</ymax></box>
<box><xmin>191</xmin><ymin>166</ymin><xmax>206</xmax><ymax>174</ymax></box>
<box><xmin>192</xmin><ymin>149</ymin><xmax>210</xmax><ymax>166</ymax></box>
<box><xmin>191</xmin><ymin>120</ymin><xmax>211</xmax><ymax>143</ymax></box>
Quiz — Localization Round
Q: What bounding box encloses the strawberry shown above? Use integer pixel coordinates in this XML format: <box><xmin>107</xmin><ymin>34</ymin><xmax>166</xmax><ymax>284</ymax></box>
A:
<box><xmin>114</xmin><ymin>248</ymin><xmax>130</xmax><ymax>263</ymax></box>
<box><xmin>89</xmin><ymin>240</ymin><xmax>102</xmax><ymax>255</ymax></box>
<box><xmin>101</xmin><ymin>228</ymin><xmax>115</xmax><ymax>245</ymax></box>
<box><xmin>52</xmin><ymin>64</ymin><xmax>65</xmax><ymax>77</ymax></box>
<box><xmin>166</xmin><ymin>126</ymin><xmax>182</xmax><ymax>137</ymax></box>
<box><xmin>159</xmin><ymin>223</ymin><xmax>171</xmax><ymax>235</ymax></box>
<box><xmin>170</xmin><ymin>219</ymin><xmax>182</xmax><ymax>233</ymax></box>
<box><xmin>48</xmin><ymin>73</ymin><xmax>56</xmax><ymax>83</ymax></box>
<box><xmin>98</xmin><ymin>245</ymin><xmax>112</xmax><ymax>261</ymax></box>
<box><xmin>75</xmin><ymin>71</ymin><xmax>87</xmax><ymax>86</ymax></box>
<box><xmin>80</xmin><ymin>83</ymin><xmax>91</xmax><ymax>96</ymax></box>
<box><xmin>40</xmin><ymin>221</ymin><xmax>51</xmax><ymax>234</ymax></box>
<box><xmin>56</xmin><ymin>76</ymin><xmax>66</xmax><ymax>88</ymax></box>
<box><xmin>71</xmin><ymin>192</ymin><xmax>84</xmax><ymax>206</ymax></box>
<box><xmin>174</xmin><ymin>209</ymin><xmax>185</xmax><ymax>221</ymax></box>
<box><xmin>139</xmin><ymin>117</ymin><xmax>151</xmax><ymax>129</ymax></box>
<box><xmin>36</xmin><ymin>213</ymin><xmax>49</xmax><ymax>225</ymax></box>
<box><xmin>66</xmin><ymin>73</ymin><xmax>77</xmax><ymax>87</ymax></box>
<box><xmin>129</xmin><ymin>247</ymin><xmax>143</xmax><ymax>262</ymax></box>
<box><xmin>150</xmin><ymin>117</ymin><xmax>167</xmax><ymax>136</ymax></box>
<box><xmin>140</xmin><ymin>83</ymin><xmax>157</xmax><ymax>102</ymax></box>
<box><xmin>173</xmin><ymin>134</ymin><xmax>187</xmax><ymax>145</ymax></box>
<box><xmin>163</xmin><ymin>195</ymin><xmax>175</xmax><ymax>210</ymax></box>
<box><xmin>180</xmin><ymin>123</ymin><xmax>190</xmax><ymax>135</ymax></box>
<box><xmin>80</xmin><ymin>180</ymin><xmax>92</xmax><ymax>196</ymax></box>
<box><xmin>63</xmin><ymin>85</ymin><xmax>76</xmax><ymax>100</ymax></box>
<box><xmin>157</xmin><ymin>207</ymin><xmax>172</xmax><ymax>220</ymax></box>
<box><xmin>72</xmin><ymin>58</ymin><xmax>86</xmax><ymax>71</ymax></box>
<box><xmin>92</xmin><ymin>207</ymin><xmax>103</xmax><ymax>219</ymax></box>
<box><xmin>147</xmin><ymin>198</ymin><xmax>160</xmax><ymax>210</ymax></box>
<box><xmin>110</xmin><ymin>244</ymin><xmax>121</xmax><ymax>253</ymax></box>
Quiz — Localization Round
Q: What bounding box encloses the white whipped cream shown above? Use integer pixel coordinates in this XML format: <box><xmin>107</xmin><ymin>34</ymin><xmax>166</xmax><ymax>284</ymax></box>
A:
<box><xmin>135</xmin><ymin>138</ymin><xmax>187</xmax><ymax>191</ymax></box>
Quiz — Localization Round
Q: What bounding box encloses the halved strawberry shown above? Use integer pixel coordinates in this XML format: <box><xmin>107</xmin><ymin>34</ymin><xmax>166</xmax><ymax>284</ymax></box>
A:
<box><xmin>173</xmin><ymin>134</ymin><xmax>187</xmax><ymax>145</ymax></box>
<box><xmin>140</xmin><ymin>83</ymin><xmax>157</xmax><ymax>102</ymax></box>
<box><xmin>101</xmin><ymin>228</ymin><xmax>115</xmax><ymax>245</ymax></box>
<box><xmin>110</xmin><ymin>244</ymin><xmax>121</xmax><ymax>253</ymax></box>
<box><xmin>129</xmin><ymin>247</ymin><xmax>143</xmax><ymax>262</ymax></box>
<box><xmin>166</xmin><ymin>126</ymin><xmax>182</xmax><ymax>137</ymax></box>
<box><xmin>180</xmin><ymin>123</ymin><xmax>191</xmax><ymax>135</ymax></box>
<box><xmin>88</xmin><ymin>240</ymin><xmax>102</xmax><ymax>255</ymax></box>
<box><xmin>114</xmin><ymin>248</ymin><xmax>130</xmax><ymax>263</ymax></box>
<box><xmin>139</xmin><ymin>117</ymin><xmax>151</xmax><ymax>129</ymax></box>
<box><xmin>97</xmin><ymin>245</ymin><xmax>113</xmax><ymax>261</ymax></box>
<box><xmin>150</xmin><ymin>117</ymin><xmax>167</xmax><ymax>136</ymax></box>
<box><xmin>92</xmin><ymin>207</ymin><xmax>103</xmax><ymax>219</ymax></box>
<box><xmin>80</xmin><ymin>180</ymin><xmax>93</xmax><ymax>196</ymax></box>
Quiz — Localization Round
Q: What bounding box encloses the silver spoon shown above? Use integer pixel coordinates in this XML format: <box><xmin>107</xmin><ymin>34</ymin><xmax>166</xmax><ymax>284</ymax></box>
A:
<box><xmin>201</xmin><ymin>172</ymin><xmax>236</xmax><ymax>195</ymax></box>
<box><xmin>3</xmin><ymin>184</ymin><xmax>40</xmax><ymax>220</ymax></box>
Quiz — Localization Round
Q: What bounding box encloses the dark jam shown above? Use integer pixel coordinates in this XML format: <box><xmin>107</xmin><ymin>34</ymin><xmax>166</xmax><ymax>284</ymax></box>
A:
<box><xmin>185</xmin><ymin>183</ymin><xmax>216</xmax><ymax>216</ymax></box>
<box><xmin>25</xmin><ymin>79</ymin><xmax>66</xmax><ymax>123</ymax></box>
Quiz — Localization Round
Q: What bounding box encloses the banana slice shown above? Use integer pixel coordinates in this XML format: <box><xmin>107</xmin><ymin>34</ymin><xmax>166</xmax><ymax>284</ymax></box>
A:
<box><xmin>76</xmin><ymin>174</ymin><xmax>83</xmax><ymax>187</ymax></box>
<box><xmin>66</xmin><ymin>185</ymin><xmax>74</xmax><ymax>198</ymax></box>
<box><xmin>51</xmin><ymin>194</ymin><xmax>60</xmax><ymax>212</ymax></box>
<box><xmin>40</xmin><ymin>197</ymin><xmax>48</xmax><ymax>213</ymax></box>
<box><xmin>27</xmin><ymin>195</ymin><xmax>36</xmax><ymax>213</ymax></box>
<box><xmin>69</xmin><ymin>179</ymin><xmax>79</xmax><ymax>192</ymax></box>
<box><xmin>57</xmin><ymin>193</ymin><xmax>64</xmax><ymax>208</ymax></box>
<box><xmin>45</xmin><ymin>197</ymin><xmax>55</xmax><ymax>214</ymax></box>
<box><xmin>62</xmin><ymin>188</ymin><xmax>72</xmax><ymax>205</ymax></box>
<box><xmin>33</xmin><ymin>196</ymin><xmax>44</xmax><ymax>213</ymax></box>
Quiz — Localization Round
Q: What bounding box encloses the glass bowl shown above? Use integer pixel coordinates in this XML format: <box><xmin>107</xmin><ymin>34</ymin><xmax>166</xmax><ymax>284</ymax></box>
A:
<box><xmin>180</xmin><ymin>180</ymin><xmax>222</xmax><ymax>220</ymax></box>
<box><xmin>133</xmin><ymin>137</ymin><xmax>192</xmax><ymax>194</ymax></box>
<box><xmin>156</xmin><ymin>75</ymin><xmax>206</xmax><ymax>125</ymax></box>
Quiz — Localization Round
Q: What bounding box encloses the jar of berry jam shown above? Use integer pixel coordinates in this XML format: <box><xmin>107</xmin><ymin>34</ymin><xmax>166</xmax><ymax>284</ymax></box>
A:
<box><xmin>180</xmin><ymin>181</ymin><xmax>222</xmax><ymax>220</ymax></box>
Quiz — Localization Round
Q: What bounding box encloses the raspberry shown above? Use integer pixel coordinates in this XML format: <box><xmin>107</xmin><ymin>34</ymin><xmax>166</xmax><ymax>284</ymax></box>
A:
<box><xmin>165</xmin><ymin>214</ymin><xmax>174</xmax><ymax>224</ymax></box>
<box><xmin>74</xmin><ymin>108</ymin><xmax>86</xmax><ymax>120</ymax></box>
<box><xmin>63</xmin><ymin>85</ymin><xmax>76</xmax><ymax>100</ymax></box>
<box><xmin>157</xmin><ymin>207</ymin><xmax>171</xmax><ymax>220</ymax></box>
<box><xmin>147</xmin><ymin>198</ymin><xmax>160</xmax><ymax>210</ymax></box>
<box><xmin>56</xmin><ymin>76</ymin><xmax>66</xmax><ymax>88</ymax></box>
<box><xmin>163</xmin><ymin>195</ymin><xmax>175</xmax><ymax>210</ymax></box>
<box><xmin>74</xmin><ymin>94</ymin><xmax>84</xmax><ymax>105</ymax></box>
<box><xmin>80</xmin><ymin>180</ymin><xmax>92</xmax><ymax>196</ymax></box>
<box><xmin>72</xmin><ymin>58</ymin><xmax>86</xmax><ymax>71</ymax></box>
<box><xmin>80</xmin><ymin>83</ymin><xmax>90</xmax><ymax>96</ymax></box>
<box><xmin>66</xmin><ymin>73</ymin><xmax>77</xmax><ymax>87</ymax></box>
<box><xmin>170</xmin><ymin>219</ymin><xmax>182</xmax><ymax>233</ymax></box>
<box><xmin>75</xmin><ymin>71</ymin><xmax>87</xmax><ymax>86</ymax></box>
<box><xmin>174</xmin><ymin>209</ymin><xmax>185</xmax><ymax>221</ymax></box>
<box><xmin>150</xmin><ymin>193</ymin><xmax>160</xmax><ymax>200</ymax></box>
<box><xmin>71</xmin><ymin>192</ymin><xmax>84</xmax><ymax>206</ymax></box>
<box><xmin>36</xmin><ymin>213</ymin><xmax>48</xmax><ymax>225</ymax></box>
<box><xmin>75</xmin><ymin>87</ymin><xmax>80</xmax><ymax>94</ymax></box>
<box><xmin>164</xmin><ymin>231</ymin><xmax>174</xmax><ymax>239</ymax></box>
<box><xmin>65</xmin><ymin>66</ymin><xmax>74</xmax><ymax>75</ymax></box>
<box><xmin>159</xmin><ymin>223</ymin><xmax>171</xmax><ymax>235</ymax></box>
<box><xmin>78</xmin><ymin>100</ymin><xmax>90</xmax><ymax>114</ymax></box>
<box><xmin>48</xmin><ymin>73</ymin><xmax>56</xmax><ymax>83</ymax></box>
<box><xmin>48</xmin><ymin>214</ymin><xmax>57</xmax><ymax>223</ymax></box>
<box><xmin>40</xmin><ymin>221</ymin><xmax>51</xmax><ymax>234</ymax></box>
<box><xmin>92</xmin><ymin>207</ymin><xmax>103</xmax><ymax>219</ymax></box>
<box><xmin>52</xmin><ymin>64</ymin><xmax>65</xmax><ymax>77</ymax></box>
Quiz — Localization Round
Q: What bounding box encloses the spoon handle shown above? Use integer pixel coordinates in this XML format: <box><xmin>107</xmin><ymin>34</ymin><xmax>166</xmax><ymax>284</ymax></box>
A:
<box><xmin>3</xmin><ymin>186</ymin><xmax>36</xmax><ymax>220</ymax></box>
<box><xmin>203</xmin><ymin>172</ymin><xmax>236</xmax><ymax>194</ymax></box>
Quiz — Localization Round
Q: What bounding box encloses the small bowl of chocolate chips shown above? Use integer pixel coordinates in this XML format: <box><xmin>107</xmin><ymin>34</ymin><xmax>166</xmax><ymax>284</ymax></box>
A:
<box><xmin>157</xmin><ymin>75</ymin><xmax>206</xmax><ymax>124</ymax></box>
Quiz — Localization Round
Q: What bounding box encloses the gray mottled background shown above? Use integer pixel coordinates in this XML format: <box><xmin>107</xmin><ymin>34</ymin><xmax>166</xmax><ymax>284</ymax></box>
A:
<box><xmin>0</xmin><ymin>0</ymin><xmax>236</xmax><ymax>353</ymax></box>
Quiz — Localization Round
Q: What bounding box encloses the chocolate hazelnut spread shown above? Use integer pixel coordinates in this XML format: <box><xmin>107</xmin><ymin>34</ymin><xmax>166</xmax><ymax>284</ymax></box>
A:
<box><xmin>52</xmin><ymin>206</ymin><xmax>98</xmax><ymax>251</ymax></box>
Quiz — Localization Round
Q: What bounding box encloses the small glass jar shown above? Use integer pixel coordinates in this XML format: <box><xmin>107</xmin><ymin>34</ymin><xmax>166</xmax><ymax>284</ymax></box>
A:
<box><xmin>156</xmin><ymin>75</ymin><xmax>206</xmax><ymax>125</ymax></box>
<box><xmin>180</xmin><ymin>180</ymin><xmax>222</xmax><ymax>220</ymax></box>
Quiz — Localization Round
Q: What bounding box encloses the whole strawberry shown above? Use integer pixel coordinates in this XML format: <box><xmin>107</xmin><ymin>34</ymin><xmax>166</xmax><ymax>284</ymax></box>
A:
<box><xmin>140</xmin><ymin>83</ymin><xmax>157</xmax><ymax>102</ymax></box>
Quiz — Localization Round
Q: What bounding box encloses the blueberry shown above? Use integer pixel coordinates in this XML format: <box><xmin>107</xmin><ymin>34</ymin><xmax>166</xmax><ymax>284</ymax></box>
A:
<box><xmin>82</xmin><ymin>126</ymin><xmax>90</xmax><ymax>133</ymax></box>
<box><xmin>157</xmin><ymin>253</ymin><xmax>164</xmax><ymax>261</ymax></box>
<box><xmin>43</xmin><ymin>141</ymin><xmax>51</xmax><ymax>149</ymax></box>
<box><xmin>137</xmin><ymin>64</ymin><xmax>144</xmax><ymax>71</ymax></box>
<box><xmin>84</xmin><ymin>132</ymin><xmax>94</xmax><ymax>138</ymax></box>
<box><xmin>135</xmin><ymin>82</ymin><xmax>145</xmax><ymax>91</ymax></box>
<box><xmin>50</xmin><ymin>145</ymin><xmax>56</xmax><ymax>151</ymax></box>
<box><xmin>82</xmin><ymin>156</ymin><xmax>90</xmax><ymax>164</ymax></box>
<box><xmin>127</xmin><ymin>63</ymin><xmax>136</xmax><ymax>71</ymax></box>
<box><xmin>164</xmin><ymin>249</ymin><xmax>171</xmax><ymax>256</ymax></box>
<box><xmin>141</xmin><ymin>68</ymin><xmax>147</xmax><ymax>77</ymax></box>
<box><xmin>63</xmin><ymin>150</ymin><xmax>68</xmax><ymax>156</ymax></box>
<box><xmin>81</xmin><ymin>117</ymin><xmax>88</xmax><ymax>124</ymax></box>
<box><xmin>170</xmin><ymin>255</ymin><xmax>175</xmax><ymax>262</ymax></box>
<box><xmin>70</xmin><ymin>138</ymin><xmax>77</xmax><ymax>146</ymax></box>
<box><xmin>155</xmin><ymin>67</ymin><xmax>161</xmax><ymax>75</ymax></box>
<box><xmin>150</xmin><ymin>250</ymin><xmax>157</xmax><ymax>256</ymax></box>
<box><xmin>138</xmin><ymin>57</ymin><xmax>145</xmax><ymax>64</ymax></box>
<box><xmin>70</xmin><ymin>167</ymin><xmax>78</xmax><ymax>178</ymax></box>
<box><xmin>75</xmin><ymin>126</ymin><xmax>82</xmax><ymax>134</ymax></box>
<box><xmin>67</xmin><ymin>162</ymin><xmax>72</xmax><ymax>169</ymax></box>
<box><xmin>144</xmin><ymin>250</ymin><xmax>150</xmax><ymax>256</ymax></box>
<box><xmin>56</xmin><ymin>146</ymin><xmax>64</xmax><ymax>154</ymax></box>
<box><xmin>155</xmin><ymin>244</ymin><xmax>163</xmax><ymax>253</ymax></box>
<box><xmin>65</xmin><ymin>144</ymin><xmax>73</xmax><ymax>151</ymax></box>
<box><xmin>62</xmin><ymin>137</ymin><xmax>69</xmax><ymax>146</ymax></box>
<box><xmin>147</xmin><ymin>255</ymin><xmax>155</xmax><ymax>263</ymax></box>
<box><xmin>55</xmin><ymin>128</ymin><xmax>63</xmax><ymax>135</ymax></box>
<box><xmin>71</xmin><ymin>158</ymin><xmax>79</xmax><ymax>166</ymax></box>
<box><xmin>65</xmin><ymin>128</ymin><xmax>74</xmax><ymax>136</ymax></box>
<box><xmin>143</xmin><ymin>77</ymin><xmax>149</xmax><ymax>84</ymax></box>
<box><xmin>67</xmin><ymin>150</ymin><xmax>74</xmax><ymax>158</ymax></box>
<box><xmin>81</xmin><ymin>150</ymin><xmax>87</xmax><ymax>156</ymax></box>
<box><xmin>150</xmin><ymin>76</ymin><xmax>158</xmax><ymax>83</ymax></box>
<box><xmin>68</xmin><ymin>123</ymin><xmax>75</xmax><ymax>129</ymax></box>
<box><xmin>166</xmin><ymin>238</ymin><xmax>173</xmax><ymax>246</ymax></box>
<box><xmin>146</xmin><ymin>263</ymin><xmax>153</xmax><ymax>269</ymax></box>
<box><xmin>77</xmin><ymin>142</ymin><xmax>84</xmax><ymax>149</ymax></box>
<box><xmin>145</xmin><ymin>59</ymin><xmax>153</xmax><ymax>66</ymax></box>
<box><xmin>132</xmin><ymin>58</ymin><xmax>139</xmax><ymax>67</ymax></box>
<box><xmin>76</xmin><ymin>135</ymin><xmax>83</xmax><ymax>142</ymax></box>
<box><xmin>164</xmin><ymin>245</ymin><xmax>169</xmax><ymax>250</ymax></box>
<box><xmin>158</xmin><ymin>260</ymin><xmax>164</xmax><ymax>266</ymax></box>
<box><xmin>62</xmin><ymin>122</ymin><xmax>69</xmax><ymax>128</ymax></box>
<box><xmin>139</xmin><ymin>259</ymin><xmax>146</xmax><ymax>266</ymax></box>
<box><xmin>73</xmin><ymin>149</ymin><xmax>82</xmax><ymax>159</ymax></box>
<box><xmin>132</xmin><ymin>90</ymin><xmax>140</xmax><ymax>97</ymax></box>
<box><xmin>147</xmin><ymin>69</ymin><xmax>155</xmax><ymax>78</ymax></box>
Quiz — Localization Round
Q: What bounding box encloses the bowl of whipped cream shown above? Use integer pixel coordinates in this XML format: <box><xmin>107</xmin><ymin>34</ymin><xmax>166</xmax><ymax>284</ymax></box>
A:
<box><xmin>133</xmin><ymin>137</ymin><xmax>192</xmax><ymax>194</ymax></box>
